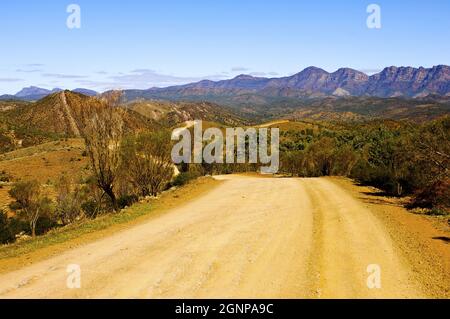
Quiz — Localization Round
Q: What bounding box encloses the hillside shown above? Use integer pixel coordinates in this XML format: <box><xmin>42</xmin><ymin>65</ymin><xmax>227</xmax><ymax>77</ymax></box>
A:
<box><xmin>0</xmin><ymin>139</ymin><xmax>89</xmax><ymax>214</ymax></box>
<box><xmin>0</xmin><ymin>91</ymin><xmax>156</xmax><ymax>153</ymax></box>
<box><xmin>125</xmin><ymin>99</ymin><xmax>249</xmax><ymax>127</ymax></box>
<box><xmin>190</xmin><ymin>95</ymin><xmax>450</xmax><ymax>123</ymax></box>
<box><xmin>281</xmin><ymin>96</ymin><xmax>450</xmax><ymax>122</ymax></box>
<box><xmin>22</xmin><ymin>91</ymin><xmax>155</xmax><ymax>136</ymax></box>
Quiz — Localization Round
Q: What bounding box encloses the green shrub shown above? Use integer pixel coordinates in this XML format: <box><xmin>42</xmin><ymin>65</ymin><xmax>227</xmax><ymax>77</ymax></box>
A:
<box><xmin>427</xmin><ymin>208</ymin><xmax>448</xmax><ymax>216</ymax></box>
<box><xmin>0</xmin><ymin>210</ymin><xmax>14</xmax><ymax>244</ymax></box>
<box><xmin>117</xmin><ymin>194</ymin><xmax>138</xmax><ymax>208</ymax></box>
<box><xmin>171</xmin><ymin>171</ymin><xmax>200</xmax><ymax>187</ymax></box>
<box><xmin>0</xmin><ymin>170</ymin><xmax>11</xmax><ymax>182</ymax></box>
<box><xmin>81</xmin><ymin>200</ymin><xmax>100</xmax><ymax>219</ymax></box>
<box><xmin>35</xmin><ymin>216</ymin><xmax>58</xmax><ymax>235</ymax></box>
<box><xmin>7</xmin><ymin>217</ymin><xmax>28</xmax><ymax>238</ymax></box>
<box><xmin>412</xmin><ymin>179</ymin><xmax>450</xmax><ymax>211</ymax></box>
<box><xmin>8</xmin><ymin>180</ymin><xmax>54</xmax><ymax>237</ymax></box>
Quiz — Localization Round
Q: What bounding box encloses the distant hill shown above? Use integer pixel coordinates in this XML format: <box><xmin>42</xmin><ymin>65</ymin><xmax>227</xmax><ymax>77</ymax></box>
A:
<box><xmin>15</xmin><ymin>86</ymin><xmax>62</xmax><ymax>99</ymax></box>
<box><xmin>0</xmin><ymin>87</ymin><xmax>98</xmax><ymax>101</ymax></box>
<box><xmin>9</xmin><ymin>86</ymin><xmax>62</xmax><ymax>101</ymax></box>
<box><xmin>72</xmin><ymin>88</ymin><xmax>98</xmax><ymax>96</ymax></box>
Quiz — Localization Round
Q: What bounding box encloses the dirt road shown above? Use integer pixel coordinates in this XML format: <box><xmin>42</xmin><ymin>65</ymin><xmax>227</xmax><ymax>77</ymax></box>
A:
<box><xmin>0</xmin><ymin>175</ymin><xmax>447</xmax><ymax>298</ymax></box>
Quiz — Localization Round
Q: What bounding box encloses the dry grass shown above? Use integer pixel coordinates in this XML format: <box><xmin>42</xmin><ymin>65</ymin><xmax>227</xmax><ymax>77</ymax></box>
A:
<box><xmin>0</xmin><ymin>139</ymin><xmax>88</xmax><ymax>184</ymax></box>
<box><xmin>257</xmin><ymin>119</ymin><xmax>323</xmax><ymax>132</ymax></box>
<box><xmin>0</xmin><ymin>186</ymin><xmax>12</xmax><ymax>216</ymax></box>
<box><xmin>0</xmin><ymin>138</ymin><xmax>89</xmax><ymax>217</ymax></box>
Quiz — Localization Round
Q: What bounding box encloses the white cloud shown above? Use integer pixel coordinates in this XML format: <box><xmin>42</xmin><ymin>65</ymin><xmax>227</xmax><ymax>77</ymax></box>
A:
<box><xmin>248</xmin><ymin>71</ymin><xmax>279</xmax><ymax>77</ymax></box>
<box><xmin>0</xmin><ymin>78</ymin><xmax>23</xmax><ymax>82</ymax></box>
<box><xmin>358</xmin><ymin>68</ymin><xmax>383</xmax><ymax>75</ymax></box>
<box><xmin>102</xmin><ymin>70</ymin><xmax>228</xmax><ymax>89</ymax></box>
<box><xmin>231</xmin><ymin>66</ymin><xmax>250</xmax><ymax>72</ymax></box>
<box><xmin>42</xmin><ymin>73</ymin><xmax>89</xmax><ymax>79</ymax></box>
<box><xmin>16</xmin><ymin>68</ymin><xmax>43</xmax><ymax>73</ymax></box>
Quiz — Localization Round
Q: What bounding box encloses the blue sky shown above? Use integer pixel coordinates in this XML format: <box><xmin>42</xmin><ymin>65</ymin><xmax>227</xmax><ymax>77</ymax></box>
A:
<box><xmin>0</xmin><ymin>0</ymin><xmax>449</xmax><ymax>94</ymax></box>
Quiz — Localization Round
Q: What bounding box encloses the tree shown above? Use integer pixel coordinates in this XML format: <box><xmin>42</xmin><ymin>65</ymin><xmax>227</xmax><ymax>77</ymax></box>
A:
<box><xmin>280</xmin><ymin>151</ymin><xmax>303</xmax><ymax>176</ymax></box>
<box><xmin>121</xmin><ymin>130</ymin><xmax>174</xmax><ymax>196</ymax></box>
<box><xmin>364</xmin><ymin>126</ymin><xmax>412</xmax><ymax>196</ymax></box>
<box><xmin>80</xmin><ymin>176</ymin><xmax>106</xmax><ymax>218</ymax></box>
<box><xmin>414</xmin><ymin>117</ymin><xmax>450</xmax><ymax>183</ymax></box>
<box><xmin>409</xmin><ymin>117</ymin><xmax>450</xmax><ymax>210</ymax></box>
<box><xmin>307</xmin><ymin>137</ymin><xmax>336</xmax><ymax>176</ymax></box>
<box><xmin>82</xmin><ymin>101</ymin><xmax>124</xmax><ymax>212</ymax></box>
<box><xmin>0</xmin><ymin>210</ymin><xmax>14</xmax><ymax>244</ymax></box>
<box><xmin>333</xmin><ymin>144</ymin><xmax>359</xmax><ymax>176</ymax></box>
<box><xmin>55</xmin><ymin>174</ymin><xmax>84</xmax><ymax>225</ymax></box>
<box><xmin>8</xmin><ymin>180</ymin><xmax>52</xmax><ymax>237</ymax></box>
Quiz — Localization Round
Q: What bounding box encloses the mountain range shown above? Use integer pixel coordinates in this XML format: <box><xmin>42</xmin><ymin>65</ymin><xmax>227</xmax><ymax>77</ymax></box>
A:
<box><xmin>117</xmin><ymin>65</ymin><xmax>450</xmax><ymax>106</ymax></box>
<box><xmin>1</xmin><ymin>65</ymin><xmax>449</xmax><ymax>106</ymax></box>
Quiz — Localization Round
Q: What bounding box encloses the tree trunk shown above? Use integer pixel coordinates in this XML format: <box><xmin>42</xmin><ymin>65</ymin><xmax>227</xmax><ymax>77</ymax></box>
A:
<box><xmin>141</xmin><ymin>187</ymin><xmax>150</xmax><ymax>197</ymax></box>
<box><xmin>30</xmin><ymin>221</ymin><xmax>36</xmax><ymax>237</ymax></box>
<box><xmin>104</xmin><ymin>186</ymin><xmax>119</xmax><ymax>212</ymax></box>
<box><xmin>396</xmin><ymin>182</ymin><xmax>403</xmax><ymax>196</ymax></box>
<box><xmin>30</xmin><ymin>209</ymin><xmax>39</xmax><ymax>237</ymax></box>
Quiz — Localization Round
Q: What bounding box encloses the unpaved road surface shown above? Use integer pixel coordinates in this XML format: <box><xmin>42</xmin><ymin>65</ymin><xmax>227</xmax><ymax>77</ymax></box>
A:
<box><xmin>0</xmin><ymin>175</ymin><xmax>447</xmax><ymax>298</ymax></box>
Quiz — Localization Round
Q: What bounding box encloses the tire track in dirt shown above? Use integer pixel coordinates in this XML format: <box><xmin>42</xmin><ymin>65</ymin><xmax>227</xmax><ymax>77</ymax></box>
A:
<box><xmin>0</xmin><ymin>175</ymin><xmax>444</xmax><ymax>298</ymax></box>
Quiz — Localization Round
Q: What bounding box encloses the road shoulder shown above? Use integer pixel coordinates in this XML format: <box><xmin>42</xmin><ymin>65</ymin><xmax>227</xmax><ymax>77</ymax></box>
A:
<box><xmin>327</xmin><ymin>176</ymin><xmax>450</xmax><ymax>298</ymax></box>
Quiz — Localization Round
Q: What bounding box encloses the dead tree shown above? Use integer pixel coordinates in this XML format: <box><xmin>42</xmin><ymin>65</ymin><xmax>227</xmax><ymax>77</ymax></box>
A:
<box><xmin>82</xmin><ymin>99</ymin><xmax>124</xmax><ymax>212</ymax></box>
<box><xmin>121</xmin><ymin>131</ymin><xmax>174</xmax><ymax>197</ymax></box>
